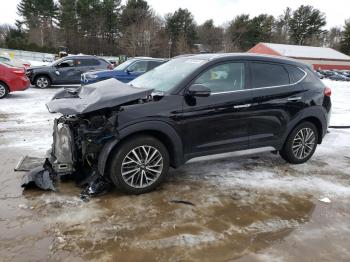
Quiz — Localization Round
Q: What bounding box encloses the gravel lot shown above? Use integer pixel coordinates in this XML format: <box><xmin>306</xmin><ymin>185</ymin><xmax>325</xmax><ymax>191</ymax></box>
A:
<box><xmin>0</xmin><ymin>80</ymin><xmax>350</xmax><ymax>261</ymax></box>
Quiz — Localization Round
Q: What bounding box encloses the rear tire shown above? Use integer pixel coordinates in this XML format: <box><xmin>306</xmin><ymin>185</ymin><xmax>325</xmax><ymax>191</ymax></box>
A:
<box><xmin>109</xmin><ymin>135</ymin><xmax>170</xmax><ymax>194</ymax></box>
<box><xmin>280</xmin><ymin>121</ymin><xmax>318</xmax><ymax>164</ymax></box>
<box><xmin>0</xmin><ymin>82</ymin><xmax>9</xmax><ymax>99</ymax></box>
<box><xmin>35</xmin><ymin>75</ymin><xmax>51</xmax><ymax>89</ymax></box>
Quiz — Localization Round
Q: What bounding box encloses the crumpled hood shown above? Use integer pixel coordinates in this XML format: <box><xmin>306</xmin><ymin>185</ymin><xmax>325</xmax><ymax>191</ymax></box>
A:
<box><xmin>46</xmin><ymin>78</ymin><xmax>153</xmax><ymax>115</ymax></box>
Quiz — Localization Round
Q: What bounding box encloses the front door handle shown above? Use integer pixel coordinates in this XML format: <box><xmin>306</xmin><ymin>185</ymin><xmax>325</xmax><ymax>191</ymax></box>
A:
<box><xmin>287</xmin><ymin>97</ymin><xmax>302</xmax><ymax>101</ymax></box>
<box><xmin>233</xmin><ymin>104</ymin><xmax>251</xmax><ymax>109</ymax></box>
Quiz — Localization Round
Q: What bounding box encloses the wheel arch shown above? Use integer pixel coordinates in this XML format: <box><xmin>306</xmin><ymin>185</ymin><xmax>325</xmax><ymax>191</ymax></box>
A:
<box><xmin>0</xmin><ymin>80</ymin><xmax>9</xmax><ymax>97</ymax></box>
<box><xmin>34</xmin><ymin>74</ymin><xmax>52</xmax><ymax>85</ymax></box>
<box><xmin>0</xmin><ymin>80</ymin><xmax>9</xmax><ymax>89</ymax></box>
<box><xmin>97</xmin><ymin>121</ymin><xmax>184</xmax><ymax>176</ymax></box>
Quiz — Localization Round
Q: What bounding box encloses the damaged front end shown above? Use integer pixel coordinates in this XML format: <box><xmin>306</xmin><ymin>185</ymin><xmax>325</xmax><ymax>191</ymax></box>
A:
<box><xmin>22</xmin><ymin>79</ymin><xmax>154</xmax><ymax>196</ymax></box>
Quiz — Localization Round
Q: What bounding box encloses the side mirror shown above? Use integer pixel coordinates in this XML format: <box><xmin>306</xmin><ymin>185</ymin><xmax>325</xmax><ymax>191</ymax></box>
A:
<box><xmin>188</xmin><ymin>84</ymin><xmax>211</xmax><ymax>97</ymax></box>
<box><xmin>126</xmin><ymin>69</ymin><xmax>133</xmax><ymax>74</ymax></box>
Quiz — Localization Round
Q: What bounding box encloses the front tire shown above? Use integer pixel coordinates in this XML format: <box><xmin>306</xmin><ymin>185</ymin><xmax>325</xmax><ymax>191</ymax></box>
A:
<box><xmin>0</xmin><ymin>82</ymin><xmax>9</xmax><ymax>99</ymax></box>
<box><xmin>109</xmin><ymin>135</ymin><xmax>170</xmax><ymax>194</ymax></box>
<box><xmin>35</xmin><ymin>75</ymin><xmax>51</xmax><ymax>89</ymax></box>
<box><xmin>280</xmin><ymin>121</ymin><xmax>318</xmax><ymax>164</ymax></box>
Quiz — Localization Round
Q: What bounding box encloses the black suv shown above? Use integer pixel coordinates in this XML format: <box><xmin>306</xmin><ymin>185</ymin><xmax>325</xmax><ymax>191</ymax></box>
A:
<box><xmin>26</xmin><ymin>55</ymin><xmax>112</xmax><ymax>88</ymax></box>
<box><xmin>41</xmin><ymin>53</ymin><xmax>331</xmax><ymax>194</ymax></box>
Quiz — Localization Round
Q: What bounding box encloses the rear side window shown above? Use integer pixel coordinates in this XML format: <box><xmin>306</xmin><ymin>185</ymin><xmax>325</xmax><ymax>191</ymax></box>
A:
<box><xmin>147</xmin><ymin>61</ymin><xmax>163</xmax><ymax>71</ymax></box>
<box><xmin>128</xmin><ymin>61</ymin><xmax>148</xmax><ymax>73</ymax></box>
<box><xmin>251</xmin><ymin>62</ymin><xmax>289</xmax><ymax>88</ymax></box>
<box><xmin>76</xmin><ymin>58</ymin><xmax>100</xmax><ymax>66</ymax></box>
<box><xmin>194</xmin><ymin>62</ymin><xmax>245</xmax><ymax>93</ymax></box>
<box><xmin>285</xmin><ymin>65</ymin><xmax>306</xmax><ymax>83</ymax></box>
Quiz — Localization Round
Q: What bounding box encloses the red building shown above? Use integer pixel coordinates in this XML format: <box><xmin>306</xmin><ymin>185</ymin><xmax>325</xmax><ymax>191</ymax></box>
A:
<box><xmin>248</xmin><ymin>42</ymin><xmax>350</xmax><ymax>70</ymax></box>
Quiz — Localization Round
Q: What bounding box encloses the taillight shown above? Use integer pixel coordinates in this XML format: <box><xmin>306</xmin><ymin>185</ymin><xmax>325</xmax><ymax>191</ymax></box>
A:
<box><xmin>107</xmin><ymin>64</ymin><xmax>113</xmax><ymax>70</ymax></box>
<box><xmin>12</xmin><ymin>69</ymin><xmax>25</xmax><ymax>76</ymax></box>
<box><xmin>324</xmin><ymin>87</ymin><xmax>332</xmax><ymax>97</ymax></box>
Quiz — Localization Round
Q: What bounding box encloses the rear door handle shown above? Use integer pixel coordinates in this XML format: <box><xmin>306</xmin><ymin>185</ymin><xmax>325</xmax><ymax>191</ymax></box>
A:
<box><xmin>233</xmin><ymin>104</ymin><xmax>251</xmax><ymax>109</ymax></box>
<box><xmin>287</xmin><ymin>97</ymin><xmax>302</xmax><ymax>101</ymax></box>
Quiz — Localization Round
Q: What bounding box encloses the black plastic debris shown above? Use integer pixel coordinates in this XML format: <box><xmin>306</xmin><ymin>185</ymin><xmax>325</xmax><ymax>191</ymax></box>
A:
<box><xmin>21</xmin><ymin>159</ymin><xmax>113</xmax><ymax>198</ymax></box>
<box><xmin>21</xmin><ymin>165</ymin><xmax>57</xmax><ymax>191</ymax></box>
<box><xmin>80</xmin><ymin>174</ymin><xmax>113</xmax><ymax>201</ymax></box>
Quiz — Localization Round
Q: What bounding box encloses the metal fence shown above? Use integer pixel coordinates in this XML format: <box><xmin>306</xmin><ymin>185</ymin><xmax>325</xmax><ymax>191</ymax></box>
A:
<box><xmin>0</xmin><ymin>48</ymin><xmax>55</xmax><ymax>62</ymax></box>
<box><xmin>0</xmin><ymin>47</ymin><xmax>121</xmax><ymax>64</ymax></box>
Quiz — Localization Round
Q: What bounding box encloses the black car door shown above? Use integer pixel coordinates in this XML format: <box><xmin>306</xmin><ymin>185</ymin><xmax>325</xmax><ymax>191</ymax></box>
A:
<box><xmin>182</xmin><ymin>61</ymin><xmax>252</xmax><ymax>158</ymax></box>
<box><xmin>246</xmin><ymin>62</ymin><xmax>307</xmax><ymax>148</ymax></box>
<box><xmin>54</xmin><ymin>59</ymin><xmax>76</xmax><ymax>84</ymax></box>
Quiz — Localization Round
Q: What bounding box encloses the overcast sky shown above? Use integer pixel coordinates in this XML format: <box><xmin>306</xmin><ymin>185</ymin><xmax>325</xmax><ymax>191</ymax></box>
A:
<box><xmin>0</xmin><ymin>0</ymin><xmax>349</xmax><ymax>29</ymax></box>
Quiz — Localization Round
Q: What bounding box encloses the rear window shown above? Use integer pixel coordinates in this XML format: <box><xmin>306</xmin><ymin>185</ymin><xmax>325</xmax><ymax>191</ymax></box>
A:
<box><xmin>285</xmin><ymin>65</ymin><xmax>306</xmax><ymax>83</ymax></box>
<box><xmin>251</xmin><ymin>62</ymin><xmax>290</xmax><ymax>88</ymax></box>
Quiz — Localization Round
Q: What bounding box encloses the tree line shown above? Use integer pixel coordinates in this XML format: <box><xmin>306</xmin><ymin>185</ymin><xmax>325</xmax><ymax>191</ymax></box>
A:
<box><xmin>0</xmin><ymin>0</ymin><xmax>350</xmax><ymax>57</ymax></box>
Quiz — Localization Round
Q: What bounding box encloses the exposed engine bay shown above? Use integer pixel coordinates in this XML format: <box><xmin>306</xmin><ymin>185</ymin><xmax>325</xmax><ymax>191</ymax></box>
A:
<box><xmin>21</xmin><ymin>79</ymin><xmax>155</xmax><ymax>197</ymax></box>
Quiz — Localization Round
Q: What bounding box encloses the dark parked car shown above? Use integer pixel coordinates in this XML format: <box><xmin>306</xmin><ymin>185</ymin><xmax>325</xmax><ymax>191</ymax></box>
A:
<box><xmin>322</xmin><ymin>70</ymin><xmax>335</xmax><ymax>78</ymax></box>
<box><xmin>315</xmin><ymin>71</ymin><xmax>324</xmax><ymax>79</ymax></box>
<box><xmin>328</xmin><ymin>72</ymin><xmax>350</xmax><ymax>81</ymax></box>
<box><xmin>81</xmin><ymin>57</ymin><xmax>167</xmax><ymax>85</ymax></box>
<box><xmin>29</xmin><ymin>53</ymin><xmax>331</xmax><ymax>195</ymax></box>
<box><xmin>26</xmin><ymin>55</ymin><xmax>113</xmax><ymax>88</ymax></box>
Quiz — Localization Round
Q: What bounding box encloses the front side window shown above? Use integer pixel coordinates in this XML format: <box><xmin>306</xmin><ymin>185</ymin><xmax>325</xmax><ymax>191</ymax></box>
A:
<box><xmin>194</xmin><ymin>62</ymin><xmax>245</xmax><ymax>93</ymax></box>
<box><xmin>251</xmin><ymin>62</ymin><xmax>290</xmax><ymax>88</ymax></box>
<box><xmin>58</xmin><ymin>59</ymin><xmax>74</xmax><ymax>68</ymax></box>
<box><xmin>128</xmin><ymin>61</ymin><xmax>148</xmax><ymax>73</ymax></box>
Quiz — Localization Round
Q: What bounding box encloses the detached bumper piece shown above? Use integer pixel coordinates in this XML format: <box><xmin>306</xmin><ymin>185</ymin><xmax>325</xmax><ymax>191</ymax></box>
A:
<box><xmin>21</xmin><ymin>159</ymin><xmax>57</xmax><ymax>191</ymax></box>
<box><xmin>21</xmin><ymin>160</ymin><xmax>112</xmax><ymax>198</ymax></box>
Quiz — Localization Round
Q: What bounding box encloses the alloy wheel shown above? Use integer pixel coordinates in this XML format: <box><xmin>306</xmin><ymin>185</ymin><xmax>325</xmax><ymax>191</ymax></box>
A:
<box><xmin>292</xmin><ymin>127</ymin><xmax>316</xmax><ymax>160</ymax></box>
<box><xmin>0</xmin><ymin>84</ymin><xmax>6</xmax><ymax>98</ymax></box>
<box><xmin>121</xmin><ymin>145</ymin><xmax>163</xmax><ymax>188</ymax></box>
<box><xmin>36</xmin><ymin>77</ymin><xmax>49</xmax><ymax>88</ymax></box>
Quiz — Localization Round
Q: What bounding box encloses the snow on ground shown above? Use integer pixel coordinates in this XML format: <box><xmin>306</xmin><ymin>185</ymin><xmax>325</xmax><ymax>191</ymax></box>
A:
<box><xmin>0</xmin><ymin>87</ymin><xmax>57</xmax><ymax>153</ymax></box>
<box><xmin>323</xmin><ymin>79</ymin><xmax>350</xmax><ymax>126</ymax></box>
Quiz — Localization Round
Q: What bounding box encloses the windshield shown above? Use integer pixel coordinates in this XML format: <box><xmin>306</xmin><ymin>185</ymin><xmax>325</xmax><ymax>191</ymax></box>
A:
<box><xmin>129</xmin><ymin>58</ymin><xmax>207</xmax><ymax>92</ymax></box>
<box><xmin>114</xmin><ymin>59</ymin><xmax>135</xmax><ymax>71</ymax></box>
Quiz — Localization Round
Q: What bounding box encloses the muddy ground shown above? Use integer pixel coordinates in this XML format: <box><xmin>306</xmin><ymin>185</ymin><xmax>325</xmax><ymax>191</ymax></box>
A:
<box><xmin>0</xmin><ymin>84</ymin><xmax>350</xmax><ymax>262</ymax></box>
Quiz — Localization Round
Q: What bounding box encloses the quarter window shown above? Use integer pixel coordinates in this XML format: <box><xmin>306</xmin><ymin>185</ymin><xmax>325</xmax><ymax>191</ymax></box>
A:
<box><xmin>251</xmin><ymin>62</ymin><xmax>289</xmax><ymax>88</ymax></box>
<box><xmin>194</xmin><ymin>62</ymin><xmax>245</xmax><ymax>93</ymax></box>
<box><xmin>285</xmin><ymin>65</ymin><xmax>306</xmax><ymax>83</ymax></box>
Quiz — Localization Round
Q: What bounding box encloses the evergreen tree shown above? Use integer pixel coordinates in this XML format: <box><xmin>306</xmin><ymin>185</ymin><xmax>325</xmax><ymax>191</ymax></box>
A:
<box><xmin>197</xmin><ymin>19</ymin><xmax>224</xmax><ymax>52</ymax></box>
<box><xmin>165</xmin><ymin>8</ymin><xmax>197</xmax><ymax>56</ymax></box>
<box><xmin>289</xmin><ymin>5</ymin><xmax>326</xmax><ymax>45</ymax></box>
<box><xmin>121</xmin><ymin>0</ymin><xmax>151</xmax><ymax>27</ymax></box>
<box><xmin>58</xmin><ymin>0</ymin><xmax>78</xmax><ymax>52</ymax></box>
<box><xmin>340</xmin><ymin>19</ymin><xmax>350</xmax><ymax>55</ymax></box>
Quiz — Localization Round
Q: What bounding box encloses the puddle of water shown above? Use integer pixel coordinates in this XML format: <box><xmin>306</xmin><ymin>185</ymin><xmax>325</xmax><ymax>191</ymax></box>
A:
<box><xmin>3</xmin><ymin>178</ymin><xmax>313</xmax><ymax>262</ymax></box>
